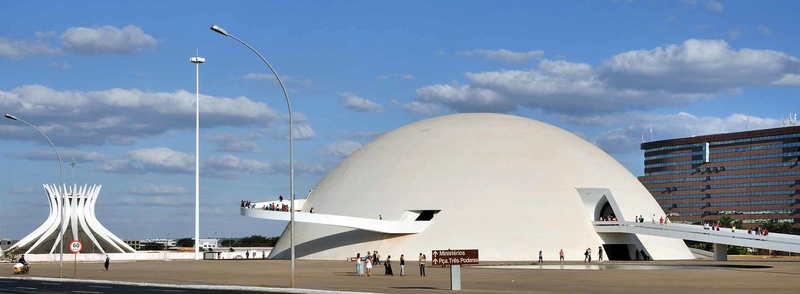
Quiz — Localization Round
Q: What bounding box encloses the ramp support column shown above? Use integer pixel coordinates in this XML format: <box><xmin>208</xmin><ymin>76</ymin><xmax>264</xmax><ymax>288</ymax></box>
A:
<box><xmin>713</xmin><ymin>244</ymin><xmax>727</xmax><ymax>261</ymax></box>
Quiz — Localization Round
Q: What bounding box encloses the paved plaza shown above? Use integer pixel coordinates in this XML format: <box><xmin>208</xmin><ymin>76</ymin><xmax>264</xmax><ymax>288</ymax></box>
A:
<box><xmin>2</xmin><ymin>256</ymin><xmax>800</xmax><ymax>293</ymax></box>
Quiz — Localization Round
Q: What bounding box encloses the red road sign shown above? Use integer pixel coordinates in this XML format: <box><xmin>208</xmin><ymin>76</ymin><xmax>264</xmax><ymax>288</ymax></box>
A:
<box><xmin>431</xmin><ymin>249</ymin><xmax>479</xmax><ymax>266</ymax></box>
<box><xmin>69</xmin><ymin>240</ymin><xmax>83</xmax><ymax>253</ymax></box>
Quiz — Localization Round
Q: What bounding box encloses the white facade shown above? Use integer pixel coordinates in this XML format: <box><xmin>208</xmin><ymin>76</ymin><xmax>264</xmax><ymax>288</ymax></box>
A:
<box><xmin>267</xmin><ymin>113</ymin><xmax>693</xmax><ymax>261</ymax></box>
<box><xmin>9</xmin><ymin>184</ymin><xmax>135</xmax><ymax>254</ymax></box>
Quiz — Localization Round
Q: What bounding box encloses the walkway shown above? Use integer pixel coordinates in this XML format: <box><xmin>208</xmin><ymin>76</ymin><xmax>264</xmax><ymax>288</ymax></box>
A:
<box><xmin>240</xmin><ymin>201</ymin><xmax>432</xmax><ymax>234</ymax></box>
<box><xmin>594</xmin><ymin>221</ymin><xmax>800</xmax><ymax>253</ymax></box>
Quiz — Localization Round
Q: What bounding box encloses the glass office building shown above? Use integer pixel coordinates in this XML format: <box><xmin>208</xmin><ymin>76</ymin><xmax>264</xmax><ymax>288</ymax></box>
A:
<box><xmin>639</xmin><ymin>126</ymin><xmax>800</xmax><ymax>232</ymax></box>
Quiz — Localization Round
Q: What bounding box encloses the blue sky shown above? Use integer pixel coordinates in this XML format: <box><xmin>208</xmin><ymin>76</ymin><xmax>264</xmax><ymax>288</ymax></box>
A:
<box><xmin>1</xmin><ymin>0</ymin><xmax>799</xmax><ymax>240</ymax></box>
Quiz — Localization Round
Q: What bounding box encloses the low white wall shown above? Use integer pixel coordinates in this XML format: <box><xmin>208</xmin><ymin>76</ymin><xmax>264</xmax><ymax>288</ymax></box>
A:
<box><xmin>14</xmin><ymin>248</ymin><xmax>272</xmax><ymax>262</ymax></box>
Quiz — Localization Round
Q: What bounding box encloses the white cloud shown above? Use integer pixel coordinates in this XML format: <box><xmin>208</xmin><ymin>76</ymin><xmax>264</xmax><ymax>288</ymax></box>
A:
<box><xmin>705</xmin><ymin>0</ymin><xmax>724</xmax><ymax>12</ymax></box>
<box><xmin>728</xmin><ymin>30</ymin><xmax>741</xmax><ymax>40</ymax></box>
<box><xmin>397</xmin><ymin>74</ymin><xmax>415</xmax><ymax>80</ymax></box>
<box><xmin>593</xmin><ymin>112</ymin><xmax>780</xmax><ymax>155</ymax></box>
<box><xmin>269</xmin><ymin>112</ymin><xmax>316</xmax><ymax>141</ymax></box>
<box><xmin>118</xmin><ymin>196</ymin><xmax>192</xmax><ymax>207</ymax></box>
<box><xmin>335</xmin><ymin>130</ymin><xmax>384</xmax><ymax>140</ymax></box>
<box><xmin>61</xmin><ymin>25</ymin><xmax>157</xmax><ymax>55</ymax></box>
<box><xmin>0</xmin><ymin>84</ymin><xmax>279</xmax><ymax>146</ymax></box>
<box><xmin>203</xmin><ymin>154</ymin><xmax>271</xmax><ymax>178</ymax></box>
<box><xmin>319</xmin><ymin>140</ymin><xmax>362</xmax><ymax>158</ymax></box>
<box><xmin>458</xmin><ymin>49</ymin><xmax>544</xmax><ymax>63</ymax></box>
<box><xmin>600</xmin><ymin>39</ymin><xmax>800</xmax><ymax>93</ymax></box>
<box><xmin>402</xmin><ymin>101</ymin><xmax>441</xmax><ymax>115</ymax></box>
<box><xmin>376</xmin><ymin>75</ymin><xmax>388</xmax><ymax>81</ymax></box>
<box><xmin>292</xmin><ymin>123</ymin><xmax>316</xmax><ymax>140</ymax></box>
<box><xmin>272</xmin><ymin>161</ymin><xmax>327</xmax><ymax>175</ymax></box>
<box><xmin>242</xmin><ymin>73</ymin><xmax>313</xmax><ymax>90</ymax></box>
<box><xmin>35</xmin><ymin>31</ymin><xmax>57</xmax><ymax>38</ymax></box>
<box><xmin>340</xmin><ymin>92</ymin><xmax>384</xmax><ymax>112</ymax></box>
<box><xmin>207</xmin><ymin>133</ymin><xmax>261</xmax><ymax>152</ymax></box>
<box><xmin>757</xmin><ymin>24</ymin><xmax>772</xmax><ymax>35</ymax></box>
<box><xmin>409</xmin><ymin>39</ymin><xmax>800</xmax><ymax>118</ymax></box>
<box><xmin>0</xmin><ymin>38</ymin><xmax>61</xmax><ymax>59</ymax></box>
<box><xmin>771</xmin><ymin>74</ymin><xmax>800</xmax><ymax>86</ymax></box>
<box><xmin>10</xmin><ymin>186</ymin><xmax>37</xmax><ymax>195</ymax></box>
<box><xmin>129</xmin><ymin>185</ymin><xmax>189</xmax><ymax>195</ymax></box>
<box><xmin>50</xmin><ymin>61</ymin><xmax>71</xmax><ymax>70</ymax></box>
<box><xmin>100</xmin><ymin>147</ymin><xmax>193</xmax><ymax>174</ymax></box>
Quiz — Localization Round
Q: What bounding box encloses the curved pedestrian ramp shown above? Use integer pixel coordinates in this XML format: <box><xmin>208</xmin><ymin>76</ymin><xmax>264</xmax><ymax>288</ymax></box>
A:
<box><xmin>240</xmin><ymin>200</ymin><xmax>433</xmax><ymax>234</ymax></box>
<box><xmin>594</xmin><ymin>221</ymin><xmax>800</xmax><ymax>259</ymax></box>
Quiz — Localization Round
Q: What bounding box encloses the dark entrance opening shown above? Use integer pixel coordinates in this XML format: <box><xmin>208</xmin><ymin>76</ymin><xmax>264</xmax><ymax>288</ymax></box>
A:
<box><xmin>415</xmin><ymin>210</ymin><xmax>441</xmax><ymax>221</ymax></box>
<box><xmin>603</xmin><ymin>244</ymin><xmax>632</xmax><ymax>260</ymax></box>
<box><xmin>599</xmin><ymin>201</ymin><xmax>616</xmax><ymax>220</ymax></box>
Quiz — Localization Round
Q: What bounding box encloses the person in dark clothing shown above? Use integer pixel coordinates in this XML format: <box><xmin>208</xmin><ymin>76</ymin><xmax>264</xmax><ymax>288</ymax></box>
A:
<box><xmin>384</xmin><ymin>255</ymin><xmax>394</xmax><ymax>276</ymax></box>
<box><xmin>19</xmin><ymin>255</ymin><xmax>27</xmax><ymax>265</ymax></box>
<box><xmin>104</xmin><ymin>255</ymin><xmax>110</xmax><ymax>271</ymax></box>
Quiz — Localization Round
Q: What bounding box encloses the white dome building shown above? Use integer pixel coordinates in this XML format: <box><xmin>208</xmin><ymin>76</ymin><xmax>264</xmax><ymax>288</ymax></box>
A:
<box><xmin>262</xmin><ymin>113</ymin><xmax>693</xmax><ymax>261</ymax></box>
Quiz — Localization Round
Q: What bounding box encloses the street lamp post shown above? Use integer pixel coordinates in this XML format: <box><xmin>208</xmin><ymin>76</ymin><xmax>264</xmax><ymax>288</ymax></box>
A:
<box><xmin>5</xmin><ymin>114</ymin><xmax>65</xmax><ymax>278</ymax></box>
<box><xmin>209</xmin><ymin>24</ymin><xmax>296</xmax><ymax>288</ymax></box>
<box><xmin>191</xmin><ymin>54</ymin><xmax>205</xmax><ymax>261</ymax></box>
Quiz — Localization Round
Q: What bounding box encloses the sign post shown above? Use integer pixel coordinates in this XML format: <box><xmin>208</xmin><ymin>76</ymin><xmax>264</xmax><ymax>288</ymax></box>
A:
<box><xmin>69</xmin><ymin>240</ymin><xmax>82</xmax><ymax>278</ymax></box>
<box><xmin>432</xmin><ymin>249</ymin><xmax>479</xmax><ymax>291</ymax></box>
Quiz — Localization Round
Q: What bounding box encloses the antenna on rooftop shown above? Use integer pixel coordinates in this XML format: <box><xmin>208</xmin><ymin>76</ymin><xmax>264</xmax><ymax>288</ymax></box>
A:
<box><xmin>745</xmin><ymin>116</ymin><xmax>749</xmax><ymax>131</ymax></box>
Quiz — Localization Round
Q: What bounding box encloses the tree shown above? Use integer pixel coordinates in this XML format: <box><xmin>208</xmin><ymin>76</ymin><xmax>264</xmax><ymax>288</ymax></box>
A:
<box><xmin>718</xmin><ymin>215</ymin><xmax>733</xmax><ymax>227</ymax></box>
<box><xmin>176</xmin><ymin>238</ymin><xmax>194</xmax><ymax>247</ymax></box>
<box><xmin>237</xmin><ymin>235</ymin><xmax>279</xmax><ymax>247</ymax></box>
<box><xmin>762</xmin><ymin>220</ymin><xmax>793</xmax><ymax>234</ymax></box>
<box><xmin>140</xmin><ymin>242</ymin><xmax>166</xmax><ymax>251</ymax></box>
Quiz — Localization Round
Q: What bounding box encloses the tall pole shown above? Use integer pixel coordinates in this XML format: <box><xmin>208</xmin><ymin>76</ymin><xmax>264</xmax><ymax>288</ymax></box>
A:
<box><xmin>5</xmin><ymin>114</ymin><xmax>65</xmax><ymax>278</ymax></box>
<box><xmin>210</xmin><ymin>24</ymin><xmax>296</xmax><ymax>288</ymax></box>
<box><xmin>191</xmin><ymin>54</ymin><xmax>205</xmax><ymax>261</ymax></box>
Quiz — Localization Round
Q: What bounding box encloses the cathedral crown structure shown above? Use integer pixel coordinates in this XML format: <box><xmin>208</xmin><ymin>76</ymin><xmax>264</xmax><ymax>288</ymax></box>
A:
<box><xmin>10</xmin><ymin>184</ymin><xmax>135</xmax><ymax>254</ymax></box>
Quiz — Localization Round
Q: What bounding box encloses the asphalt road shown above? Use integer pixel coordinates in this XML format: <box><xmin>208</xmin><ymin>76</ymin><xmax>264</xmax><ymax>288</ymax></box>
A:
<box><xmin>2</xmin><ymin>257</ymin><xmax>799</xmax><ymax>293</ymax></box>
<box><xmin>0</xmin><ymin>278</ymin><xmax>315</xmax><ymax>294</ymax></box>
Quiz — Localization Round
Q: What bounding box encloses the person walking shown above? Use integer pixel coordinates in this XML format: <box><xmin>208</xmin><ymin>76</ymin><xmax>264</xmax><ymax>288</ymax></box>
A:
<box><xmin>104</xmin><ymin>255</ymin><xmax>110</xmax><ymax>271</ymax></box>
<box><xmin>598</xmin><ymin>246</ymin><xmax>604</xmax><ymax>263</ymax></box>
<box><xmin>559</xmin><ymin>249</ymin><xmax>564</xmax><ymax>264</ymax></box>
<box><xmin>400</xmin><ymin>254</ymin><xmax>405</xmax><ymax>276</ymax></box>
<box><xmin>538</xmin><ymin>250</ymin><xmax>543</xmax><ymax>264</ymax></box>
<box><xmin>419</xmin><ymin>253</ymin><xmax>426</xmax><ymax>276</ymax></box>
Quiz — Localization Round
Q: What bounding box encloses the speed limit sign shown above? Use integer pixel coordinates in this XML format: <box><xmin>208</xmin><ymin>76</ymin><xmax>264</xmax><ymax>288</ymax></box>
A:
<box><xmin>69</xmin><ymin>240</ymin><xmax>83</xmax><ymax>253</ymax></box>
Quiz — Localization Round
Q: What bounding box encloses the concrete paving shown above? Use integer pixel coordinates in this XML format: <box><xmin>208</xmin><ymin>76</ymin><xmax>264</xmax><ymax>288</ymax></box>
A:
<box><xmin>2</xmin><ymin>256</ymin><xmax>800</xmax><ymax>293</ymax></box>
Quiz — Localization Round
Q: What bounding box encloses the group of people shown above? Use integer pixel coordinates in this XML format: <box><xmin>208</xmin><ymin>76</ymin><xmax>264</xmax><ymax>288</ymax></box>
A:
<box><xmin>239</xmin><ymin>199</ymin><xmax>291</xmax><ymax>211</ymax></box>
<box><xmin>582</xmin><ymin>247</ymin><xmax>604</xmax><ymax>263</ymax></box>
<box><xmin>354</xmin><ymin>251</ymin><xmax>428</xmax><ymax>277</ymax></box>
<box><xmin>355</xmin><ymin>251</ymin><xmax>402</xmax><ymax>277</ymax></box>
<box><xmin>599</xmin><ymin>215</ymin><xmax>618</xmax><ymax>221</ymax></box>
<box><xmin>703</xmin><ymin>222</ymin><xmax>721</xmax><ymax>231</ymax></box>
<box><xmin>704</xmin><ymin>222</ymin><xmax>770</xmax><ymax>236</ymax></box>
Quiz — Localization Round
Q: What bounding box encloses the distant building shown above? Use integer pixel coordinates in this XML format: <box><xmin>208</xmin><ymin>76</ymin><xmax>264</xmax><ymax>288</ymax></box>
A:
<box><xmin>0</xmin><ymin>239</ymin><xmax>14</xmax><ymax>252</ymax></box>
<box><xmin>124</xmin><ymin>239</ymin><xmax>141</xmax><ymax>251</ymax></box>
<box><xmin>196</xmin><ymin>238</ymin><xmax>219</xmax><ymax>250</ymax></box>
<box><xmin>639</xmin><ymin>126</ymin><xmax>800</xmax><ymax>231</ymax></box>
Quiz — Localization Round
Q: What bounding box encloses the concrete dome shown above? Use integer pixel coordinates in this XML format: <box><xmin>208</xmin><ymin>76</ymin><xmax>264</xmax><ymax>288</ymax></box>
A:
<box><xmin>270</xmin><ymin>113</ymin><xmax>692</xmax><ymax>261</ymax></box>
